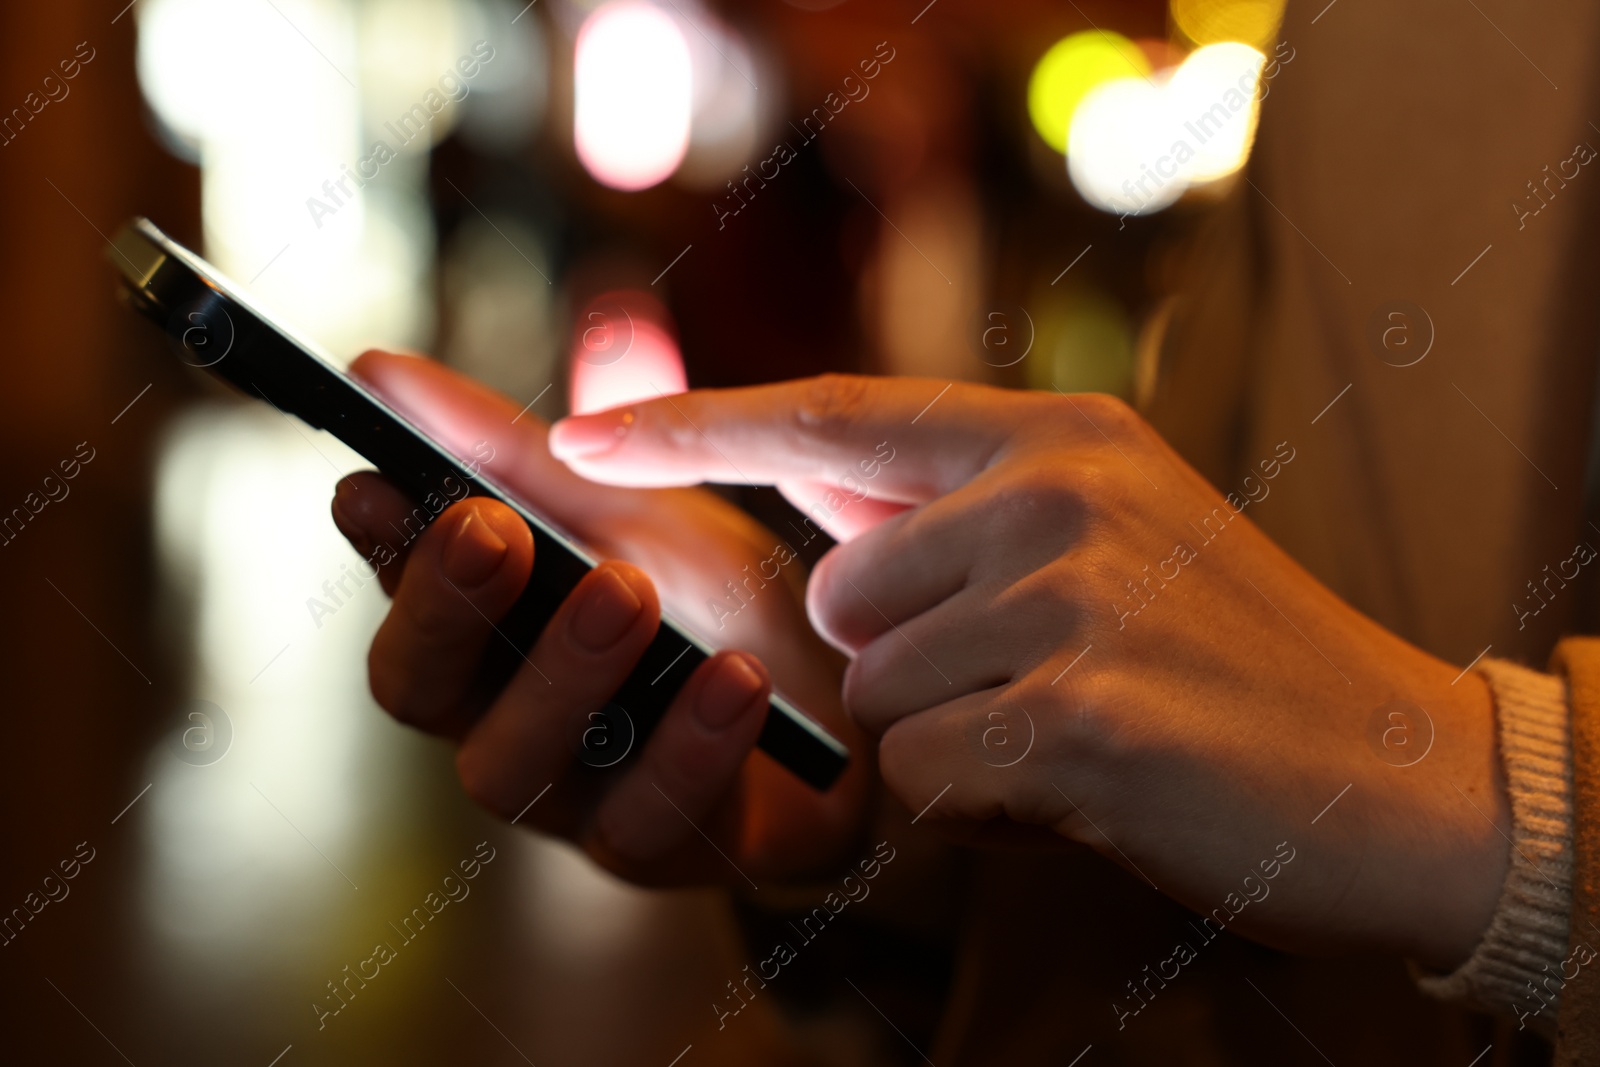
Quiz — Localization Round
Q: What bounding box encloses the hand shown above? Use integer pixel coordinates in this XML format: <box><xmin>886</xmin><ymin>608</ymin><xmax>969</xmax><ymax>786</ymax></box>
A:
<box><xmin>547</xmin><ymin>374</ymin><xmax>1511</xmax><ymax>970</ymax></box>
<box><xmin>329</xmin><ymin>353</ymin><xmax>872</xmax><ymax>887</ymax></box>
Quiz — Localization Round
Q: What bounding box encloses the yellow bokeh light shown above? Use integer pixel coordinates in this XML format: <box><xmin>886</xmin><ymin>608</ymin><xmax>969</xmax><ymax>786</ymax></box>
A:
<box><xmin>1170</xmin><ymin>0</ymin><xmax>1285</xmax><ymax>51</ymax></box>
<box><xmin>1028</xmin><ymin>31</ymin><xmax>1152</xmax><ymax>155</ymax></box>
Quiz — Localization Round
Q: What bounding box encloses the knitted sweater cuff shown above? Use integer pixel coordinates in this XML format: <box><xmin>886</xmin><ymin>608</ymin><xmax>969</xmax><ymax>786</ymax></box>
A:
<box><xmin>1414</xmin><ymin>658</ymin><xmax>1573</xmax><ymax>1036</ymax></box>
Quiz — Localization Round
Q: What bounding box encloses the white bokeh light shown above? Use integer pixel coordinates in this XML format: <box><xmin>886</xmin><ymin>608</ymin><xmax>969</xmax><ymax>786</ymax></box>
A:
<box><xmin>675</xmin><ymin>7</ymin><xmax>765</xmax><ymax>189</ymax></box>
<box><xmin>135</xmin><ymin>0</ymin><xmax>450</xmax><ymax>356</ymax></box>
<box><xmin>1068</xmin><ymin>75</ymin><xmax>1186</xmax><ymax>216</ymax></box>
<box><xmin>1165</xmin><ymin>42</ymin><xmax>1266</xmax><ymax>183</ymax></box>
<box><xmin>1066</xmin><ymin>42</ymin><xmax>1266</xmax><ymax>217</ymax></box>
<box><xmin>573</xmin><ymin>1</ymin><xmax>693</xmax><ymax>191</ymax></box>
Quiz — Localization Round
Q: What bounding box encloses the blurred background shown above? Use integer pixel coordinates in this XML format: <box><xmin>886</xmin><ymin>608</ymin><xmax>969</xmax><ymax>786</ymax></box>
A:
<box><xmin>0</xmin><ymin>0</ymin><xmax>1285</xmax><ymax>1061</ymax></box>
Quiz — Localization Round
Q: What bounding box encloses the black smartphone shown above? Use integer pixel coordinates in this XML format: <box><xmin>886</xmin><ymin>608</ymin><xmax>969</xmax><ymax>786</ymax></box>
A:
<box><xmin>109</xmin><ymin>216</ymin><xmax>848</xmax><ymax>791</ymax></box>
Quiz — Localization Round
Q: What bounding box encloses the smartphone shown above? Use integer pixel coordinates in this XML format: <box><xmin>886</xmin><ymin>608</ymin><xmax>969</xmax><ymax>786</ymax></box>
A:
<box><xmin>109</xmin><ymin>217</ymin><xmax>848</xmax><ymax>791</ymax></box>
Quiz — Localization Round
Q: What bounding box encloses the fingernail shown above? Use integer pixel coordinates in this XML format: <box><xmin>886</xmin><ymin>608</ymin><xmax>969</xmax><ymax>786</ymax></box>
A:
<box><xmin>549</xmin><ymin>409</ymin><xmax>634</xmax><ymax>460</ymax></box>
<box><xmin>696</xmin><ymin>654</ymin><xmax>765</xmax><ymax>730</ymax></box>
<box><xmin>443</xmin><ymin>513</ymin><xmax>508</xmax><ymax>587</ymax></box>
<box><xmin>571</xmin><ymin>566</ymin><xmax>644</xmax><ymax>652</ymax></box>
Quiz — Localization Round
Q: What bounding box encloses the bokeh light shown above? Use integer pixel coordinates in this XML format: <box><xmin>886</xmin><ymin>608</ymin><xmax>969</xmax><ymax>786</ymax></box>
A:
<box><xmin>1066</xmin><ymin>41</ymin><xmax>1265</xmax><ymax>215</ymax></box>
<box><xmin>1027</xmin><ymin>31</ymin><xmax>1151</xmax><ymax>156</ymax></box>
<box><xmin>136</xmin><ymin>0</ymin><xmax>445</xmax><ymax>355</ymax></box>
<box><xmin>1067</xmin><ymin>75</ymin><xmax>1184</xmax><ymax>215</ymax></box>
<box><xmin>568</xmin><ymin>290</ymin><xmax>688</xmax><ymax>414</ymax></box>
<box><xmin>1165</xmin><ymin>41</ymin><xmax>1266</xmax><ymax>183</ymax></box>
<box><xmin>1171</xmin><ymin>0</ymin><xmax>1286</xmax><ymax>52</ymax></box>
<box><xmin>676</xmin><ymin>16</ymin><xmax>767</xmax><ymax>189</ymax></box>
<box><xmin>1024</xmin><ymin>287</ymin><xmax>1136</xmax><ymax>398</ymax></box>
<box><xmin>454</xmin><ymin>0</ymin><xmax>550</xmax><ymax>152</ymax></box>
<box><xmin>573</xmin><ymin>0</ymin><xmax>693</xmax><ymax>191</ymax></box>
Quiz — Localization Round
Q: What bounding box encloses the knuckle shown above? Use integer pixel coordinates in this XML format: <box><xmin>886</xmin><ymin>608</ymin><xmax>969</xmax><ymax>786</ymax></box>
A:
<box><xmin>984</xmin><ymin>468</ymin><xmax>1092</xmax><ymax>544</ymax></box>
<box><xmin>1071</xmin><ymin>391</ymin><xmax>1141</xmax><ymax>439</ymax></box>
<box><xmin>654</xmin><ymin>403</ymin><xmax>704</xmax><ymax>453</ymax></box>
<box><xmin>366</xmin><ymin>652</ymin><xmax>396</xmax><ymax>713</ymax></box>
<box><xmin>367</xmin><ymin>642</ymin><xmax>421</xmax><ymax>725</ymax></box>
<box><xmin>397</xmin><ymin>580</ymin><xmax>470</xmax><ymax>651</ymax></box>
<box><xmin>797</xmin><ymin>374</ymin><xmax>874</xmax><ymax>439</ymax></box>
<box><xmin>454</xmin><ymin>743</ymin><xmax>507</xmax><ymax>818</ymax></box>
<box><xmin>877</xmin><ymin>714</ymin><xmax>985</xmax><ymax>818</ymax></box>
<box><xmin>654</xmin><ymin>721</ymin><xmax>731</xmax><ymax>795</ymax></box>
<box><xmin>990</xmin><ymin>561</ymin><xmax>1085</xmax><ymax>633</ymax></box>
<box><xmin>1034</xmin><ymin>672</ymin><xmax>1132</xmax><ymax>766</ymax></box>
<box><xmin>839</xmin><ymin>654</ymin><xmax>887</xmax><ymax>733</ymax></box>
<box><xmin>1065</xmin><ymin>460</ymin><xmax>1126</xmax><ymax>518</ymax></box>
<box><xmin>586</xmin><ymin>804</ymin><xmax>678</xmax><ymax>880</ymax></box>
<box><xmin>874</xmin><ymin>720</ymin><xmax>922</xmax><ymax>797</ymax></box>
<box><xmin>587</xmin><ymin>821</ymin><xmax>639</xmax><ymax>872</ymax></box>
<box><xmin>626</xmin><ymin>396</ymin><xmax>704</xmax><ymax>455</ymax></box>
<box><xmin>1008</xmin><ymin>473</ymin><xmax>1085</xmax><ymax>519</ymax></box>
<box><xmin>583</xmin><ymin>838</ymin><xmax>644</xmax><ymax>885</ymax></box>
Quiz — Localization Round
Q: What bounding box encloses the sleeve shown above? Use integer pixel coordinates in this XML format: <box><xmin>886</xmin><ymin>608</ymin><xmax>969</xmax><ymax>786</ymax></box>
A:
<box><xmin>1413</xmin><ymin>656</ymin><xmax>1572</xmax><ymax>1040</ymax></box>
<box><xmin>1549</xmin><ymin>637</ymin><xmax>1600</xmax><ymax>1065</ymax></box>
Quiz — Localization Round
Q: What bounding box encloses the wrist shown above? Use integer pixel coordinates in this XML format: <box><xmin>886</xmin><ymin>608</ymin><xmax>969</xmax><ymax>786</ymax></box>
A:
<box><xmin>1411</xmin><ymin>669</ymin><xmax>1513</xmax><ymax>971</ymax></box>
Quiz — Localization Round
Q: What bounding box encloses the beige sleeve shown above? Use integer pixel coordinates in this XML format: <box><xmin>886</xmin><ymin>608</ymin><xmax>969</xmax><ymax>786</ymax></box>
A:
<box><xmin>1413</xmin><ymin>658</ymin><xmax>1573</xmax><ymax>1038</ymax></box>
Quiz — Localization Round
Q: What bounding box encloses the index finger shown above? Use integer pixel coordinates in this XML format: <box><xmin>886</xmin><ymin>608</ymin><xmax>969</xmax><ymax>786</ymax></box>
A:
<box><xmin>547</xmin><ymin>374</ymin><xmax>1028</xmax><ymax>501</ymax></box>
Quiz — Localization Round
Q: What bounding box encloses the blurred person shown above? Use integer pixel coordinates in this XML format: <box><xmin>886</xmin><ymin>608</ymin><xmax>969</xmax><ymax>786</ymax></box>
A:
<box><xmin>327</xmin><ymin>1</ymin><xmax>1600</xmax><ymax>1064</ymax></box>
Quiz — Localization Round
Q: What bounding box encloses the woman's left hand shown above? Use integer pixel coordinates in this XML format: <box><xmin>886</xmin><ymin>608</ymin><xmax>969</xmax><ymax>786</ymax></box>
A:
<box><xmin>548</xmin><ymin>374</ymin><xmax>1511</xmax><ymax>972</ymax></box>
